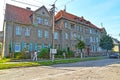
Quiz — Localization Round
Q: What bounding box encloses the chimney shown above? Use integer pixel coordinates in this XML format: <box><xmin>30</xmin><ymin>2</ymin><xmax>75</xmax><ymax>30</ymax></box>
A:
<box><xmin>26</xmin><ymin>7</ymin><xmax>31</xmax><ymax>10</ymax></box>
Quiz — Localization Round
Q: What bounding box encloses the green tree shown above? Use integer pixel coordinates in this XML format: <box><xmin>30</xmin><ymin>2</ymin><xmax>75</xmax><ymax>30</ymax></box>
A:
<box><xmin>99</xmin><ymin>35</ymin><xmax>114</xmax><ymax>56</ymax></box>
<box><xmin>76</xmin><ymin>40</ymin><xmax>85</xmax><ymax>58</ymax></box>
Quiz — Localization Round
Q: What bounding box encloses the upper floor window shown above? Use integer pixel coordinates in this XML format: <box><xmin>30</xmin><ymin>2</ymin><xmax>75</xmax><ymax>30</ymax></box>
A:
<box><xmin>44</xmin><ymin>18</ymin><xmax>49</xmax><ymax>25</ymax></box>
<box><xmin>54</xmin><ymin>32</ymin><xmax>58</xmax><ymax>39</ymax></box>
<box><xmin>16</xmin><ymin>26</ymin><xmax>21</xmax><ymax>35</ymax></box>
<box><xmin>38</xmin><ymin>29</ymin><xmax>42</xmax><ymax>38</ymax></box>
<box><xmin>65</xmin><ymin>32</ymin><xmax>69</xmax><ymax>39</ymax></box>
<box><xmin>25</xmin><ymin>28</ymin><xmax>30</xmax><ymax>36</ymax></box>
<box><xmin>37</xmin><ymin>17</ymin><xmax>42</xmax><ymax>24</ymax></box>
<box><xmin>64</xmin><ymin>21</ymin><xmax>69</xmax><ymax>28</ymax></box>
<box><xmin>44</xmin><ymin>30</ymin><xmax>49</xmax><ymax>38</ymax></box>
<box><xmin>73</xmin><ymin>33</ymin><xmax>77</xmax><ymax>40</ymax></box>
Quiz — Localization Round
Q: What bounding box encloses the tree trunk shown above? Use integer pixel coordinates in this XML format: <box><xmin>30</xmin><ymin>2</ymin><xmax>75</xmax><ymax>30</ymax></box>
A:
<box><xmin>80</xmin><ymin>49</ymin><xmax>83</xmax><ymax>58</ymax></box>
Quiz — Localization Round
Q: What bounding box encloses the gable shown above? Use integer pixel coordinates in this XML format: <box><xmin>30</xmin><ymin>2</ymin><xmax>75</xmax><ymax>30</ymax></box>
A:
<box><xmin>34</xmin><ymin>6</ymin><xmax>50</xmax><ymax>17</ymax></box>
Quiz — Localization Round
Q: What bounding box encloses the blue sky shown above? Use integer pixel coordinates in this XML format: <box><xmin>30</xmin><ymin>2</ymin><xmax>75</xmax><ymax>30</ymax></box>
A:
<box><xmin>0</xmin><ymin>0</ymin><xmax>120</xmax><ymax>40</ymax></box>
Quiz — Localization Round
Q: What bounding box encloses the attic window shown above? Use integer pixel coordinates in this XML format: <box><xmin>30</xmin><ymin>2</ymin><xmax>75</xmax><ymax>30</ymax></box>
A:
<box><xmin>42</xmin><ymin>12</ymin><xmax>45</xmax><ymax>14</ymax></box>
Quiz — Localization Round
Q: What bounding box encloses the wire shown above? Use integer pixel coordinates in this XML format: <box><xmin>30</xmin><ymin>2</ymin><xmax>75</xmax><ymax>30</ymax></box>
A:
<box><xmin>11</xmin><ymin>0</ymin><xmax>41</xmax><ymax>7</ymax></box>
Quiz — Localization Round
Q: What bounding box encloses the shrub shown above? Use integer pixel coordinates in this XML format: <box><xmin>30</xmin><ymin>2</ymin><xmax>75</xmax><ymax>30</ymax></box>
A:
<box><xmin>14</xmin><ymin>52</ymin><xmax>31</xmax><ymax>59</ymax></box>
<box><xmin>38</xmin><ymin>48</ymin><xmax>50</xmax><ymax>59</ymax></box>
<box><xmin>14</xmin><ymin>52</ymin><xmax>24</xmax><ymax>59</ymax></box>
<box><xmin>66</xmin><ymin>50</ymin><xmax>74</xmax><ymax>58</ymax></box>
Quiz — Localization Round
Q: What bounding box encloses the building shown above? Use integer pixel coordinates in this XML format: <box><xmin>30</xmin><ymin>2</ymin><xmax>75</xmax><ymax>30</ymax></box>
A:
<box><xmin>2</xmin><ymin>4</ymin><xmax>106</xmax><ymax>57</ymax></box>
<box><xmin>2</xmin><ymin>4</ymin><xmax>53</xmax><ymax>57</ymax></box>
<box><xmin>55</xmin><ymin>10</ymin><xmax>105</xmax><ymax>55</ymax></box>
<box><xmin>112</xmin><ymin>38</ymin><xmax>120</xmax><ymax>52</ymax></box>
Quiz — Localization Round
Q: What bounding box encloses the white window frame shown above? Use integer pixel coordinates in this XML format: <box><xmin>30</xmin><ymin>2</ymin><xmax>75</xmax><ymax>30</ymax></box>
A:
<box><xmin>44</xmin><ymin>18</ymin><xmax>49</xmax><ymax>25</ymax></box>
<box><xmin>64</xmin><ymin>21</ymin><xmax>68</xmax><ymax>28</ymax></box>
<box><xmin>44</xmin><ymin>30</ymin><xmax>49</xmax><ymax>38</ymax></box>
<box><xmin>54</xmin><ymin>32</ymin><xmax>58</xmax><ymax>39</ymax></box>
<box><xmin>37</xmin><ymin>17</ymin><xmax>42</xmax><ymax>24</ymax></box>
<box><xmin>38</xmin><ymin>29</ymin><xmax>42</xmax><ymax>38</ymax></box>
<box><xmin>65</xmin><ymin>33</ymin><xmax>69</xmax><ymax>39</ymax></box>
<box><xmin>25</xmin><ymin>28</ymin><xmax>30</xmax><ymax>36</ymax></box>
<box><xmin>16</xmin><ymin>26</ymin><xmax>21</xmax><ymax>35</ymax></box>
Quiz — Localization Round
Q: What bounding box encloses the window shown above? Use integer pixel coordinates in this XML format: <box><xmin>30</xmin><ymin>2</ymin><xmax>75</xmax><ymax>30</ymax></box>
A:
<box><xmin>64</xmin><ymin>21</ymin><xmax>68</xmax><ymax>28</ymax></box>
<box><xmin>38</xmin><ymin>29</ymin><xmax>42</xmax><ymax>38</ymax></box>
<box><xmin>24</xmin><ymin>43</ymin><xmax>29</xmax><ymax>51</ymax></box>
<box><xmin>76</xmin><ymin>25</ymin><xmax>79</xmax><ymax>31</ymax></box>
<box><xmin>65</xmin><ymin>33</ymin><xmax>69</xmax><ymax>39</ymax></box>
<box><xmin>25</xmin><ymin>28</ymin><xmax>30</xmax><ymax>36</ymax></box>
<box><xmin>15</xmin><ymin>43</ymin><xmax>21</xmax><ymax>52</ymax></box>
<box><xmin>44</xmin><ymin>18</ymin><xmax>49</xmax><ymax>25</ymax></box>
<box><xmin>38</xmin><ymin>44</ymin><xmax>42</xmax><ymax>52</ymax></box>
<box><xmin>37</xmin><ymin>17</ymin><xmax>42</xmax><ymax>24</ymax></box>
<box><xmin>44</xmin><ymin>30</ymin><xmax>49</xmax><ymax>38</ymax></box>
<box><xmin>78</xmin><ymin>33</ymin><xmax>81</xmax><ymax>39</ymax></box>
<box><xmin>73</xmin><ymin>33</ymin><xmax>77</xmax><ymax>39</ymax></box>
<box><xmin>54</xmin><ymin>32</ymin><xmax>58</xmax><ymax>39</ymax></box>
<box><xmin>90</xmin><ymin>37</ymin><xmax>93</xmax><ymax>42</ymax></box>
<box><xmin>16</xmin><ymin>26</ymin><xmax>21</xmax><ymax>35</ymax></box>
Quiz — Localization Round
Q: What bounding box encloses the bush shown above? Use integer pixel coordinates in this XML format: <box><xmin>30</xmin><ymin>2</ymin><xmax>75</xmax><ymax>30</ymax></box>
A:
<box><xmin>66</xmin><ymin>50</ymin><xmax>74</xmax><ymax>58</ymax></box>
<box><xmin>14</xmin><ymin>52</ymin><xmax>31</xmax><ymax>59</ymax></box>
<box><xmin>38</xmin><ymin>48</ymin><xmax>50</xmax><ymax>59</ymax></box>
<box><xmin>14</xmin><ymin>52</ymin><xmax>24</xmax><ymax>59</ymax></box>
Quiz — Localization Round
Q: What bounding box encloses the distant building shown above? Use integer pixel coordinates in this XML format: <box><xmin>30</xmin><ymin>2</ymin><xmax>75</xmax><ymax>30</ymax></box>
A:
<box><xmin>2</xmin><ymin>4</ymin><xmax>106</xmax><ymax>57</ymax></box>
<box><xmin>112</xmin><ymin>38</ymin><xmax>120</xmax><ymax>52</ymax></box>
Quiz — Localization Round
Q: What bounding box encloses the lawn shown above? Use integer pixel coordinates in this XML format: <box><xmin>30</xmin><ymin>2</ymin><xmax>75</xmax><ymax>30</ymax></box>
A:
<box><xmin>0</xmin><ymin>57</ymin><xmax>105</xmax><ymax>70</ymax></box>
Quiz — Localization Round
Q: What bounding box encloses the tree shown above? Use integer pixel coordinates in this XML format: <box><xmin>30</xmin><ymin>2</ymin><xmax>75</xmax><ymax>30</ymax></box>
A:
<box><xmin>76</xmin><ymin>39</ymin><xmax>85</xmax><ymax>58</ymax></box>
<box><xmin>99</xmin><ymin>35</ymin><xmax>114</xmax><ymax>56</ymax></box>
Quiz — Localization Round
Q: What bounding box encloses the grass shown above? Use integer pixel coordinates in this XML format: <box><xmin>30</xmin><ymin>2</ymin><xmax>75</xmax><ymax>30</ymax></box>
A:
<box><xmin>0</xmin><ymin>56</ymin><xmax>105</xmax><ymax>70</ymax></box>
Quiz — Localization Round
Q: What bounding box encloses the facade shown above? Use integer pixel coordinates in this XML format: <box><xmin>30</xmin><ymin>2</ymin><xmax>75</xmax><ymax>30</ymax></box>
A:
<box><xmin>112</xmin><ymin>38</ymin><xmax>120</xmax><ymax>52</ymax></box>
<box><xmin>2</xmin><ymin>4</ymin><xmax>105</xmax><ymax>57</ymax></box>
<box><xmin>55</xmin><ymin>10</ymin><xmax>105</xmax><ymax>55</ymax></box>
<box><xmin>2</xmin><ymin>4</ymin><xmax>53</xmax><ymax>57</ymax></box>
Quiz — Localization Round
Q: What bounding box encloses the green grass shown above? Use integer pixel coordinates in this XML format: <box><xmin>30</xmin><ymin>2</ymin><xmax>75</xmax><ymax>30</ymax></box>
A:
<box><xmin>0</xmin><ymin>58</ymin><xmax>11</xmax><ymax>63</ymax></box>
<box><xmin>0</xmin><ymin>56</ymin><xmax>105</xmax><ymax>70</ymax></box>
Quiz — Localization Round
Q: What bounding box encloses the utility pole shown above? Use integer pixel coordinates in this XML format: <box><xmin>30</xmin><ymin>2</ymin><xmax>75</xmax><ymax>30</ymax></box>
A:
<box><xmin>50</xmin><ymin>0</ymin><xmax>57</xmax><ymax>62</ymax></box>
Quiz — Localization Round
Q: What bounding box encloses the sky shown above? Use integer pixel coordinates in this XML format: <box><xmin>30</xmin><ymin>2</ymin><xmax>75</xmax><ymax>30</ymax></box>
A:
<box><xmin>0</xmin><ymin>0</ymin><xmax>120</xmax><ymax>40</ymax></box>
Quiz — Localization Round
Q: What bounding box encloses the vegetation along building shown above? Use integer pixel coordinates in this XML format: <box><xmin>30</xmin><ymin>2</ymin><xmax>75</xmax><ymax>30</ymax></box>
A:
<box><xmin>2</xmin><ymin>4</ymin><xmax>106</xmax><ymax>57</ymax></box>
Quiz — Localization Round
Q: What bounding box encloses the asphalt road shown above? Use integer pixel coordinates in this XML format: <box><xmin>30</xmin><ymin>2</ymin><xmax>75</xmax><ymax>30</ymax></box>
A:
<box><xmin>0</xmin><ymin>59</ymin><xmax>120</xmax><ymax>80</ymax></box>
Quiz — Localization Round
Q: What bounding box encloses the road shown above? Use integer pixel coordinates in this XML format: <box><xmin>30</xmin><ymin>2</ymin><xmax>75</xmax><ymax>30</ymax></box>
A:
<box><xmin>0</xmin><ymin>59</ymin><xmax>120</xmax><ymax>80</ymax></box>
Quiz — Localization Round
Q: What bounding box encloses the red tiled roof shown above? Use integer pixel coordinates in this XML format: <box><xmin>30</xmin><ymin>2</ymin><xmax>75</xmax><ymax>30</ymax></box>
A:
<box><xmin>55</xmin><ymin>10</ymin><xmax>100</xmax><ymax>30</ymax></box>
<box><xmin>5</xmin><ymin>4</ymin><xmax>33</xmax><ymax>24</ymax></box>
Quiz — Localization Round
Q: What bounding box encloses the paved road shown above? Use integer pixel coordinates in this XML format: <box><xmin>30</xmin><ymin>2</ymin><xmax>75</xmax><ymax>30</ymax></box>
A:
<box><xmin>0</xmin><ymin>59</ymin><xmax>120</xmax><ymax>80</ymax></box>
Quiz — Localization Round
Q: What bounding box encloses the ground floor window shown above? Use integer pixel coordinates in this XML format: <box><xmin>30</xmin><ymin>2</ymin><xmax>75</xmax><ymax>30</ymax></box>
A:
<box><xmin>15</xmin><ymin>43</ymin><xmax>21</xmax><ymax>52</ymax></box>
